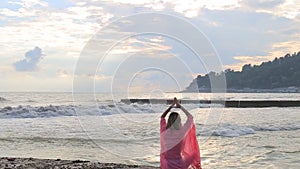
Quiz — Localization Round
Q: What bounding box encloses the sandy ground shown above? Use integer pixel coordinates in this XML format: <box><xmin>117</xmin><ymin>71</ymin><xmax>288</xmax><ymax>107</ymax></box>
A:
<box><xmin>0</xmin><ymin>157</ymin><xmax>159</xmax><ymax>169</ymax></box>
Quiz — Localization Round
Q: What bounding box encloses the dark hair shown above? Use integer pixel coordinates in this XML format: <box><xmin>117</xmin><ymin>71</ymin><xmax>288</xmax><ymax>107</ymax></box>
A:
<box><xmin>166</xmin><ymin>112</ymin><xmax>182</xmax><ymax>130</ymax></box>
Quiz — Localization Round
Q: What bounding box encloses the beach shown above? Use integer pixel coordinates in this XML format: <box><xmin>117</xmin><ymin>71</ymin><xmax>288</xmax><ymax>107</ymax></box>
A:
<box><xmin>0</xmin><ymin>92</ymin><xmax>299</xmax><ymax>168</ymax></box>
<box><xmin>0</xmin><ymin>157</ymin><xmax>158</xmax><ymax>169</ymax></box>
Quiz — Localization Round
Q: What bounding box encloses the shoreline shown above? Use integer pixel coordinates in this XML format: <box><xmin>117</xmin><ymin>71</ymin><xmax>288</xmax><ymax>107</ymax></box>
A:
<box><xmin>0</xmin><ymin>157</ymin><xmax>159</xmax><ymax>169</ymax></box>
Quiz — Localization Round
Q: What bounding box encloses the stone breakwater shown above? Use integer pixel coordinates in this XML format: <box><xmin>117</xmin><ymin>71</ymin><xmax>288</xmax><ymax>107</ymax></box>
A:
<box><xmin>121</xmin><ymin>99</ymin><xmax>300</xmax><ymax>107</ymax></box>
<box><xmin>0</xmin><ymin>157</ymin><xmax>159</xmax><ymax>169</ymax></box>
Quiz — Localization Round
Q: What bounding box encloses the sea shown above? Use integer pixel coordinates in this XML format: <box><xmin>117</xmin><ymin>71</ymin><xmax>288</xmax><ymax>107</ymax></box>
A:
<box><xmin>0</xmin><ymin>92</ymin><xmax>299</xmax><ymax>168</ymax></box>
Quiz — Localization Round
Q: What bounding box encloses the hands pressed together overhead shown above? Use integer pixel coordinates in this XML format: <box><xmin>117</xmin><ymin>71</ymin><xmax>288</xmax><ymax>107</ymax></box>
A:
<box><xmin>161</xmin><ymin>97</ymin><xmax>191</xmax><ymax>118</ymax></box>
<box><xmin>171</xmin><ymin>97</ymin><xmax>181</xmax><ymax>108</ymax></box>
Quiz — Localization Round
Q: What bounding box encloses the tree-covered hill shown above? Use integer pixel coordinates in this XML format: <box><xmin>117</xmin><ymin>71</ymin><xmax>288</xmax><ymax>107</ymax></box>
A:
<box><xmin>184</xmin><ymin>51</ymin><xmax>300</xmax><ymax>92</ymax></box>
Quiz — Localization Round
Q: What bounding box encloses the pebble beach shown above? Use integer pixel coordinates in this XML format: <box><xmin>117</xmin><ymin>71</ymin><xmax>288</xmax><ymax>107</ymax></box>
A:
<box><xmin>0</xmin><ymin>157</ymin><xmax>159</xmax><ymax>169</ymax></box>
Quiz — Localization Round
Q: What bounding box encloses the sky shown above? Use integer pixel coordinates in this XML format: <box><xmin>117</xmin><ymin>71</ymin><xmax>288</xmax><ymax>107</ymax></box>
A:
<box><xmin>0</xmin><ymin>0</ymin><xmax>299</xmax><ymax>92</ymax></box>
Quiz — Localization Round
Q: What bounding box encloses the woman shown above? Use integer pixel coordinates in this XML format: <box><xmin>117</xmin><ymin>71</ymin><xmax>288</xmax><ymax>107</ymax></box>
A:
<box><xmin>160</xmin><ymin>98</ymin><xmax>202</xmax><ymax>169</ymax></box>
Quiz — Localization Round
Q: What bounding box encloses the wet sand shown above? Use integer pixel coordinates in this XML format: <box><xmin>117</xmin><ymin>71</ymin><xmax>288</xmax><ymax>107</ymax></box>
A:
<box><xmin>0</xmin><ymin>157</ymin><xmax>159</xmax><ymax>169</ymax></box>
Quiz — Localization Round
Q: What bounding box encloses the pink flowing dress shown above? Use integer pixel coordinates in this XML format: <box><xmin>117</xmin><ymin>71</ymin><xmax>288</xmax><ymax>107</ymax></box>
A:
<box><xmin>160</xmin><ymin>115</ymin><xmax>202</xmax><ymax>169</ymax></box>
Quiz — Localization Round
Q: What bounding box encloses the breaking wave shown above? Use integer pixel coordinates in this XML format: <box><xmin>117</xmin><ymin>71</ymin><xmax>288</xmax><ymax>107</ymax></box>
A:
<box><xmin>0</xmin><ymin>103</ymin><xmax>201</xmax><ymax>119</ymax></box>
<box><xmin>0</xmin><ymin>97</ymin><xmax>7</xmax><ymax>102</ymax></box>
<box><xmin>199</xmin><ymin>123</ymin><xmax>300</xmax><ymax>137</ymax></box>
<box><xmin>0</xmin><ymin>105</ymin><xmax>77</xmax><ymax>118</ymax></box>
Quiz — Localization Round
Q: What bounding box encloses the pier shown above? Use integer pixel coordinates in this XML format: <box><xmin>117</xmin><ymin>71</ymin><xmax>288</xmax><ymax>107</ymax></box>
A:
<box><xmin>120</xmin><ymin>99</ymin><xmax>300</xmax><ymax>108</ymax></box>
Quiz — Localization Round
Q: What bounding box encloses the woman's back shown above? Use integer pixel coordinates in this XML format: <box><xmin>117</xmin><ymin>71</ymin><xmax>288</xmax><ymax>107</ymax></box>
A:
<box><xmin>161</xmin><ymin>115</ymin><xmax>193</xmax><ymax>157</ymax></box>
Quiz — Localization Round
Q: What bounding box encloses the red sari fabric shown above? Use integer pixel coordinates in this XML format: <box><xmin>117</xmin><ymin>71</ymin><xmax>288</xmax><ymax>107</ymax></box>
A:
<box><xmin>160</xmin><ymin>115</ymin><xmax>202</xmax><ymax>169</ymax></box>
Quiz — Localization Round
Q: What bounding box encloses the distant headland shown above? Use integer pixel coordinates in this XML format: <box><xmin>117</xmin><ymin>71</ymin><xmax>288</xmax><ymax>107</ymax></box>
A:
<box><xmin>183</xmin><ymin>52</ymin><xmax>300</xmax><ymax>93</ymax></box>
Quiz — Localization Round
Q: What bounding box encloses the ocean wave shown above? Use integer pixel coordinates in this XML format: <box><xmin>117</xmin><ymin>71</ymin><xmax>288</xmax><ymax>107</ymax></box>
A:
<box><xmin>200</xmin><ymin>124</ymin><xmax>255</xmax><ymax>137</ymax></box>
<box><xmin>0</xmin><ymin>105</ymin><xmax>77</xmax><ymax>118</ymax></box>
<box><xmin>199</xmin><ymin>123</ymin><xmax>300</xmax><ymax>137</ymax></box>
<box><xmin>26</xmin><ymin>99</ymin><xmax>37</xmax><ymax>103</ymax></box>
<box><xmin>0</xmin><ymin>103</ymin><xmax>169</xmax><ymax>119</ymax></box>
<box><xmin>0</xmin><ymin>97</ymin><xmax>7</xmax><ymax>102</ymax></box>
<box><xmin>250</xmin><ymin>125</ymin><xmax>300</xmax><ymax>132</ymax></box>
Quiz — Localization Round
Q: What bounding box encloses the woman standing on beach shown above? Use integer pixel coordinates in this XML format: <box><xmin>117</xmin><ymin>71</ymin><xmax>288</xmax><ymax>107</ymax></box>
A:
<box><xmin>160</xmin><ymin>98</ymin><xmax>202</xmax><ymax>169</ymax></box>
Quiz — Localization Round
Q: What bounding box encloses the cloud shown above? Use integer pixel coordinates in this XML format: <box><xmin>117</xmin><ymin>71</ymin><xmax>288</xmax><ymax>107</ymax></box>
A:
<box><xmin>240</xmin><ymin>0</ymin><xmax>300</xmax><ymax>19</ymax></box>
<box><xmin>9</xmin><ymin>0</ymin><xmax>48</xmax><ymax>8</ymax></box>
<box><xmin>225</xmin><ymin>39</ymin><xmax>300</xmax><ymax>71</ymax></box>
<box><xmin>0</xmin><ymin>0</ymin><xmax>48</xmax><ymax>18</ymax></box>
<box><xmin>0</xmin><ymin>1</ymin><xmax>113</xmax><ymax>64</ymax></box>
<box><xmin>241</xmin><ymin>0</ymin><xmax>285</xmax><ymax>9</ymax></box>
<box><xmin>57</xmin><ymin>69</ymin><xmax>69</xmax><ymax>77</ymax></box>
<box><xmin>13</xmin><ymin>46</ymin><xmax>43</xmax><ymax>71</ymax></box>
<box><xmin>191</xmin><ymin>8</ymin><xmax>300</xmax><ymax>65</ymax></box>
<box><xmin>67</xmin><ymin>0</ymin><xmax>240</xmax><ymax>18</ymax></box>
<box><xmin>107</xmin><ymin>36</ymin><xmax>173</xmax><ymax>58</ymax></box>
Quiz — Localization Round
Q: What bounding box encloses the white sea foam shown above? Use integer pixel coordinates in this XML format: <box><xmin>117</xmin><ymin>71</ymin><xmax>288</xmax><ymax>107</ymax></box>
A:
<box><xmin>250</xmin><ymin>124</ymin><xmax>300</xmax><ymax>132</ymax></box>
<box><xmin>198</xmin><ymin>123</ymin><xmax>300</xmax><ymax>137</ymax></box>
<box><xmin>210</xmin><ymin>124</ymin><xmax>255</xmax><ymax>137</ymax></box>
<box><xmin>0</xmin><ymin>97</ymin><xmax>7</xmax><ymax>101</ymax></box>
<box><xmin>0</xmin><ymin>102</ymin><xmax>201</xmax><ymax>119</ymax></box>
<box><xmin>0</xmin><ymin>105</ymin><xmax>77</xmax><ymax>118</ymax></box>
